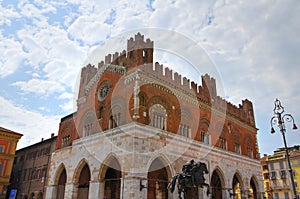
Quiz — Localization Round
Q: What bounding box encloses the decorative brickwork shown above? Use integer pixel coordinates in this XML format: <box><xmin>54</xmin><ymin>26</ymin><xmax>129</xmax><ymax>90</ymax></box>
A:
<box><xmin>48</xmin><ymin>33</ymin><xmax>263</xmax><ymax>199</ymax></box>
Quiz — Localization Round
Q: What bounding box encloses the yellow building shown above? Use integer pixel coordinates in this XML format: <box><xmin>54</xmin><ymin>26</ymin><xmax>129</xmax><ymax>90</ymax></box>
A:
<box><xmin>0</xmin><ymin>127</ymin><xmax>22</xmax><ymax>199</ymax></box>
<box><xmin>261</xmin><ymin>155</ymin><xmax>271</xmax><ymax>198</ymax></box>
<box><xmin>261</xmin><ymin>146</ymin><xmax>300</xmax><ymax>199</ymax></box>
<box><xmin>291</xmin><ymin>149</ymin><xmax>300</xmax><ymax>197</ymax></box>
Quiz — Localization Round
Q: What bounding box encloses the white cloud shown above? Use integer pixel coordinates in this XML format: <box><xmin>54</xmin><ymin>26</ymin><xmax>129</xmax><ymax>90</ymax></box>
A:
<box><xmin>67</xmin><ymin>15</ymin><xmax>112</xmax><ymax>46</ymax></box>
<box><xmin>12</xmin><ymin>79</ymin><xmax>65</xmax><ymax>95</ymax></box>
<box><xmin>1</xmin><ymin>0</ymin><xmax>300</xmax><ymax>154</ymax></box>
<box><xmin>58</xmin><ymin>92</ymin><xmax>75</xmax><ymax>113</ymax></box>
<box><xmin>39</xmin><ymin>106</ymin><xmax>51</xmax><ymax>112</ymax></box>
<box><xmin>0</xmin><ymin>36</ymin><xmax>26</xmax><ymax>77</ymax></box>
<box><xmin>18</xmin><ymin>1</ymin><xmax>56</xmax><ymax>18</ymax></box>
<box><xmin>0</xmin><ymin>3</ymin><xmax>21</xmax><ymax>25</ymax></box>
<box><xmin>59</xmin><ymin>99</ymin><xmax>74</xmax><ymax>113</ymax></box>
<box><xmin>197</xmin><ymin>0</ymin><xmax>300</xmax><ymax>106</ymax></box>
<box><xmin>58</xmin><ymin>92</ymin><xmax>73</xmax><ymax>100</ymax></box>
<box><xmin>0</xmin><ymin>96</ymin><xmax>61</xmax><ymax>149</ymax></box>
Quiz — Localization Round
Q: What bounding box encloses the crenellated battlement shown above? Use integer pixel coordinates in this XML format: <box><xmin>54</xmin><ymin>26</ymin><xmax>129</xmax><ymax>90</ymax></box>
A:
<box><xmin>100</xmin><ymin>33</ymin><xmax>153</xmax><ymax>69</ymax></box>
<box><xmin>127</xmin><ymin>32</ymin><xmax>154</xmax><ymax>51</ymax></box>
<box><xmin>133</xmin><ymin>62</ymin><xmax>254</xmax><ymax>126</ymax></box>
<box><xmin>79</xmin><ymin>33</ymin><xmax>255</xmax><ymax>126</ymax></box>
<box><xmin>78</xmin><ymin>64</ymin><xmax>97</xmax><ymax>99</ymax></box>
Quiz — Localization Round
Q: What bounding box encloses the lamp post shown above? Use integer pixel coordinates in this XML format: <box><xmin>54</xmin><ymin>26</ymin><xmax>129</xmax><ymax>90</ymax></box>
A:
<box><xmin>270</xmin><ymin>99</ymin><xmax>298</xmax><ymax>199</ymax></box>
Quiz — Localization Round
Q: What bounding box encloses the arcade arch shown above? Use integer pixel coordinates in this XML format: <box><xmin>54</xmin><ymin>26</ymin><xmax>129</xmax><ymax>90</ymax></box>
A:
<box><xmin>232</xmin><ymin>172</ymin><xmax>244</xmax><ymax>199</ymax></box>
<box><xmin>147</xmin><ymin>157</ymin><xmax>172</xmax><ymax>199</ymax></box>
<box><xmin>73</xmin><ymin>160</ymin><xmax>91</xmax><ymax>199</ymax></box>
<box><xmin>99</xmin><ymin>155</ymin><xmax>122</xmax><ymax>199</ymax></box>
<box><xmin>211</xmin><ymin>168</ymin><xmax>225</xmax><ymax>199</ymax></box>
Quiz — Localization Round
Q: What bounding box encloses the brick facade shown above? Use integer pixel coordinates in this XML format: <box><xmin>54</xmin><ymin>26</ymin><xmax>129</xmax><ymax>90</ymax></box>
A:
<box><xmin>0</xmin><ymin>127</ymin><xmax>22</xmax><ymax>199</ymax></box>
<box><xmin>46</xmin><ymin>33</ymin><xmax>263</xmax><ymax>199</ymax></box>
<box><xmin>10</xmin><ymin>134</ymin><xmax>56</xmax><ymax>199</ymax></box>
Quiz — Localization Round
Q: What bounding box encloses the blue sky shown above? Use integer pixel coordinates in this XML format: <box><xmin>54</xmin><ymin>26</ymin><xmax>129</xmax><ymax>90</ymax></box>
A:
<box><xmin>1</xmin><ymin>0</ymin><xmax>300</xmax><ymax>155</ymax></box>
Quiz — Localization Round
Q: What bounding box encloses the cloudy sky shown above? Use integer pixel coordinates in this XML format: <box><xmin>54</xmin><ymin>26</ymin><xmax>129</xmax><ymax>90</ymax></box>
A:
<box><xmin>1</xmin><ymin>0</ymin><xmax>300</xmax><ymax>155</ymax></box>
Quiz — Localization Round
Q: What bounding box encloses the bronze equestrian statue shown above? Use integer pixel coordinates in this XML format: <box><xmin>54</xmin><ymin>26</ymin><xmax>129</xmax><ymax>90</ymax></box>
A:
<box><xmin>168</xmin><ymin>160</ymin><xmax>210</xmax><ymax>199</ymax></box>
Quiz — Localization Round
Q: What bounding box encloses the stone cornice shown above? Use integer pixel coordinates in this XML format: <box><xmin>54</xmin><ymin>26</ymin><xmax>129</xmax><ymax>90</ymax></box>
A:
<box><xmin>72</xmin><ymin>122</ymin><xmax>260</xmax><ymax>165</ymax></box>
<box><xmin>0</xmin><ymin>131</ymin><xmax>22</xmax><ymax>140</ymax></box>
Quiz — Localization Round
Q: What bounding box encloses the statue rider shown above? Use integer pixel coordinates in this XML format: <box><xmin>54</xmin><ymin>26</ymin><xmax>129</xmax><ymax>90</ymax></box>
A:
<box><xmin>182</xmin><ymin>159</ymin><xmax>196</xmax><ymax>186</ymax></box>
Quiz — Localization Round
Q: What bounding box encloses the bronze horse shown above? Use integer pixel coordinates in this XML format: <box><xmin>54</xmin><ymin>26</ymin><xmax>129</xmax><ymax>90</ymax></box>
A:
<box><xmin>168</xmin><ymin>161</ymin><xmax>210</xmax><ymax>199</ymax></box>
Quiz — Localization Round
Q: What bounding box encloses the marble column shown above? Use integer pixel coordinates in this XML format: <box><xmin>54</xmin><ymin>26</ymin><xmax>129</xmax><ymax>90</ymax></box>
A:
<box><xmin>44</xmin><ymin>185</ymin><xmax>57</xmax><ymax>199</ymax></box>
<box><xmin>89</xmin><ymin>180</ymin><xmax>100</xmax><ymax>199</ymax></box>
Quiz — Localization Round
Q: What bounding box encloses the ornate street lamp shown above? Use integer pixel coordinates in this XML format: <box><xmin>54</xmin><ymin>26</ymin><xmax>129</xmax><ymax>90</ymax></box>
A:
<box><xmin>270</xmin><ymin>99</ymin><xmax>298</xmax><ymax>199</ymax></box>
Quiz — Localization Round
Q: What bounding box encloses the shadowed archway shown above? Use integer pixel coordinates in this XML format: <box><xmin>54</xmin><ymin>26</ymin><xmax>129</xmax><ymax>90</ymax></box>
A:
<box><xmin>77</xmin><ymin>163</ymin><xmax>91</xmax><ymax>199</ymax></box>
<box><xmin>232</xmin><ymin>173</ymin><xmax>243</xmax><ymax>199</ymax></box>
<box><xmin>56</xmin><ymin>167</ymin><xmax>66</xmax><ymax>199</ymax></box>
<box><xmin>250</xmin><ymin>176</ymin><xmax>258</xmax><ymax>199</ymax></box>
<box><xmin>211</xmin><ymin>168</ymin><xmax>225</xmax><ymax>199</ymax></box>
<box><xmin>99</xmin><ymin>155</ymin><xmax>122</xmax><ymax>199</ymax></box>
<box><xmin>147</xmin><ymin>157</ymin><xmax>171</xmax><ymax>199</ymax></box>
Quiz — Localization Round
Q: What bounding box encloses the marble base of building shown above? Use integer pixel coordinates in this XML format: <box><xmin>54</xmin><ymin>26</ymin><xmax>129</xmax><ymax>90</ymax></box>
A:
<box><xmin>45</xmin><ymin>123</ymin><xmax>263</xmax><ymax>199</ymax></box>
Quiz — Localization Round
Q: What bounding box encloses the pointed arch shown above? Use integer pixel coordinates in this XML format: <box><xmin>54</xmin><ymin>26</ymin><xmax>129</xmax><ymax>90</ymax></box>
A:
<box><xmin>73</xmin><ymin>159</ymin><xmax>91</xmax><ymax>199</ymax></box>
<box><xmin>211</xmin><ymin>166</ymin><xmax>225</xmax><ymax>184</ymax></box>
<box><xmin>211</xmin><ymin>167</ymin><xmax>225</xmax><ymax>199</ymax></box>
<box><xmin>147</xmin><ymin>155</ymin><xmax>173</xmax><ymax>199</ymax></box>
<box><xmin>109</xmin><ymin>96</ymin><xmax>126</xmax><ymax>128</ymax></box>
<box><xmin>99</xmin><ymin>153</ymin><xmax>122</xmax><ymax>199</ymax></box>
<box><xmin>99</xmin><ymin>153</ymin><xmax>122</xmax><ymax>181</ymax></box>
<box><xmin>29</xmin><ymin>193</ymin><xmax>34</xmax><ymax>199</ymax></box>
<box><xmin>198</xmin><ymin>118</ymin><xmax>210</xmax><ymax>144</ymax></box>
<box><xmin>148</xmin><ymin>96</ymin><xmax>171</xmax><ymax>130</ymax></box>
<box><xmin>250</xmin><ymin>176</ymin><xmax>259</xmax><ymax>199</ymax></box>
<box><xmin>178</xmin><ymin>106</ymin><xmax>194</xmax><ymax>138</ymax></box>
<box><xmin>54</xmin><ymin>163</ymin><xmax>67</xmax><ymax>185</ymax></box>
<box><xmin>37</xmin><ymin>192</ymin><xmax>43</xmax><ymax>199</ymax></box>
<box><xmin>147</xmin><ymin>153</ymin><xmax>174</xmax><ymax>178</ymax></box>
<box><xmin>73</xmin><ymin>158</ymin><xmax>90</xmax><ymax>183</ymax></box>
<box><xmin>232</xmin><ymin>170</ymin><xmax>243</xmax><ymax>185</ymax></box>
<box><xmin>232</xmin><ymin>171</ymin><xmax>244</xmax><ymax>199</ymax></box>
<box><xmin>53</xmin><ymin>163</ymin><xmax>67</xmax><ymax>199</ymax></box>
<box><xmin>81</xmin><ymin>109</ymin><xmax>98</xmax><ymax>137</ymax></box>
<box><xmin>149</xmin><ymin>103</ymin><xmax>167</xmax><ymax>130</ymax></box>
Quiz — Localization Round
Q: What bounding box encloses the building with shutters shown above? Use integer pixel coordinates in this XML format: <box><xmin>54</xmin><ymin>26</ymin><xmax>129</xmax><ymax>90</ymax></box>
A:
<box><xmin>261</xmin><ymin>146</ymin><xmax>300</xmax><ymax>199</ymax></box>
<box><xmin>10</xmin><ymin>134</ymin><xmax>57</xmax><ymax>199</ymax></box>
<box><xmin>45</xmin><ymin>33</ymin><xmax>263</xmax><ymax>199</ymax></box>
<box><xmin>0</xmin><ymin>127</ymin><xmax>22</xmax><ymax>199</ymax></box>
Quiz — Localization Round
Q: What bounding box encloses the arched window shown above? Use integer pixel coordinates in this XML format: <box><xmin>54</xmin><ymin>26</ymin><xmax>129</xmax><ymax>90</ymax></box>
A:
<box><xmin>179</xmin><ymin>107</ymin><xmax>193</xmax><ymax>138</ymax></box>
<box><xmin>232</xmin><ymin>130</ymin><xmax>242</xmax><ymax>154</ymax></box>
<box><xmin>199</xmin><ymin>119</ymin><xmax>210</xmax><ymax>144</ymax></box>
<box><xmin>200</xmin><ymin>130</ymin><xmax>209</xmax><ymax>144</ymax></box>
<box><xmin>219</xmin><ymin>137</ymin><xmax>227</xmax><ymax>150</ymax></box>
<box><xmin>109</xmin><ymin>113</ymin><xmax>121</xmax><ymax>129</ymax></box>
<box><xmin>83</xmin><ymin>123</ymin><xmax>92</xmax><ymax>136</ymax></box>
<box><xmin>140</xmin><ymin>93</ymin><xmax>146</xmax><ymax>107</ymax></box>
<box><xmin>149</xmin><ymin>104</ymin><xmax>167</xmax><ymax>130</ymax></box>
<box><xmin>99</xmin><ymin>106</ymin><xmax>104</xmax><ymax>119</ymax></box>
<box><xmin>109</xmin><ymin>98</ymin><xmax>125</xmax><ymax>129</ymax></box>
<box><xmin>179</xmin><ymin>124</ymin><xmax>190</xmax><ymax>138</ymax></box>
<box><xmin>82</xmin><ymin>111</ymin><xmax>95</xmax><ymax>137</ymax></box>
<box><xmin>143</xmin><ymin>50</ymin><xmax>148</xmax><ymax>63</ymax></box>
